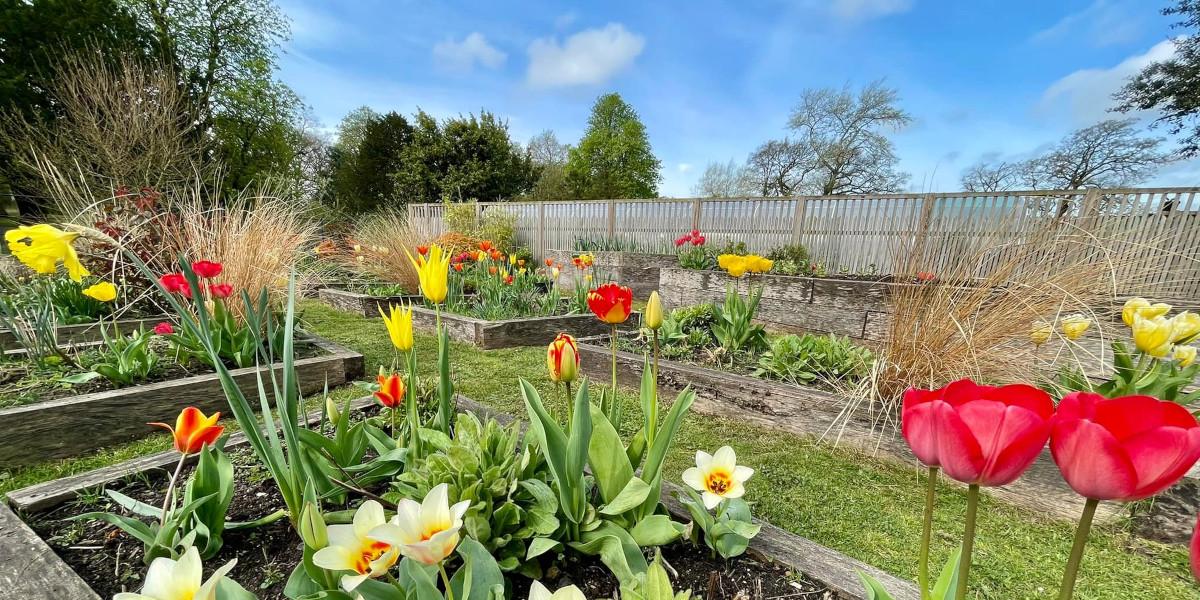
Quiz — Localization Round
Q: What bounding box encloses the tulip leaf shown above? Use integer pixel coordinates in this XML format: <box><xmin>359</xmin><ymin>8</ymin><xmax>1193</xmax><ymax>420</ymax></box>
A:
<box><xmin>354</xmin><ymin>577</ymin><xmax>407</xmax><ymax>600</ymax></box>
<box><xmin>589</xmin><ymin>405</ymin><xmax>634</xmax><ymax>504</ymax></box>
<box><xmin>571</xmin><ymin>521</ymin><xmax>649</xmax><ymax>586</ymax></box>
<box><xmin>526</xmin><ymin>536</ymin><xmax>561</xmax><ymax>559</ymax></box>
<box><xmin>931</xmin><ymin>545</ymin><xmax>964</xmax><ymax>600</ymax></box>
<box><xmin>104</xmin><ymin>489</ymin><xmax>162</xmax><ymax>518</ymax></box>
<box><xmin>70</xmin><ymin>511</ymin><xmax>156</xmax><ymax>546</ymax></box>
<box><xmin>856</xmin><ymin>571</ymin><xmax>897</xmax><ymax>600</ymax></box>
<box><xmin>214</xmin><ymin>577</ymin><xmax>258</xmax><ymax>600</ymax></box>
<box><xmin>629</xmin><ymin>514</ymin><xmax>684</xmax><ymax>546</ymax></box>
<box><xmin>451</xmin><ymin>538</ymin><xmax>504</xmax><ymax>600</ymax></box>
<box><xmin>601</xmin><ymin>477</ymin><xmax>652</xmax><ymax>515</ymax></box>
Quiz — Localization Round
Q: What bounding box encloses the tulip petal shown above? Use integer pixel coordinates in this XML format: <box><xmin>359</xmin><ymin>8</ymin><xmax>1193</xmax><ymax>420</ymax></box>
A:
<box><xmin>695</xmin><ymin>450</ymin><xmax>713</xmax><ymax>470</ymax></box>
<box><xmin>353</xmin><ymin>500</ymin><xmax>385</xmax><ymax>540</ymax></box>
<box><xmin>1123</xmin><ymin>426</ymin><xmax>1200</xmax><ymax>500</ymax></box>
<box><xmin>701</xmin><ymin>491</ymin><xmax>723</xmax><ymax>510</ymax></box>
<box><xmin>712</xmin><ymin>446</ymin><xmax>737</xmax><ymax>471</ymax></box>
<box><xmin>901</xmin><ymin>395</ymin><xmax>943</xmax><ymax>467</ymax></box>
<box><xmin>1050</xmin><ymin>420</ymin><xmax>1138</xmax><ymax>500</ymax></box>
<box><xmin>932</xmin><ymin>401</ymin><xmax>985</xmax><ymax>484</ymax></box>
<box><xmin>958</xmin><ymin>400</ymin><xmax>1050</xmax><ymax>486</ymax></box>
<box><xmin>682</xmin><ymin>467</ymin><xmax>704</xmax><ymax>491</ymax></box>
<box><xmin>733</xmin><ymin>465</ymin><xmax>755</xmax><ymax>482</ymax></box>
<box><xmin>1094</xmin><ymin>395</ymin><xmax>1189</xmax><ymax>441</ymax></box>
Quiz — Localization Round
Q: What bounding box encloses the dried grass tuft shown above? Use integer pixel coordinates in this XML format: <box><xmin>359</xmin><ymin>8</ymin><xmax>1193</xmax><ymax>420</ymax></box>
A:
<box><xmin>334</xmin><ymin>209</ymin><xmax>438</xmax><ymax>292</ymax></box>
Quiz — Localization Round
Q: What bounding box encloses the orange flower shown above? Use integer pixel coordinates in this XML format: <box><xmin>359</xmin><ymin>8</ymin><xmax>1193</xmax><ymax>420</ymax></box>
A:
<box><xmin>150</xmin><ymin>407</ymin><xmax>224</xmax><ymax>454</ymax></box>
<box><xmin>488</xmin><ymin>266</ymin><xmax>498</xmax><ymax>275</ymax></box>
<box><xmin>417</xmin><ymin>245</ymin><xmax>429</xmax><ymax>256</ymax></box>
<box><xmin>453</xmin><ymin>263</ymin><xmax>464</xmax><ymax>272</ymax></box>
<box><xmin>544</xmin><ymin>258</ymin><xmax>554</xmax><ymax>267</ymax></box>
<box><xmin>375</xmin><ymin>373</ymin><xmax>405</xmax><ymax>408</ymax></box>
<box><xmin>490</xmin><ymin>249</ymin><xmax>502</xmax><ymax>261</ymax></box>
<box><xmin>517</xmin><ymin>259</ymin><xmax>526</xmax><ymax>267</ymax></box>
<box><xmin>587</xmin><ymin>283</ymin><xmax>633</xmax><ymax>324</ymax></box>
<box><xmin>505</xmin><ymin>274</ymin><xmax>514</xmax><ymax>285</ymax></box>
<box><xmin>479</xmin><ymin>241</ymin><xmax>494</xmax><ymax>252</ymax></box>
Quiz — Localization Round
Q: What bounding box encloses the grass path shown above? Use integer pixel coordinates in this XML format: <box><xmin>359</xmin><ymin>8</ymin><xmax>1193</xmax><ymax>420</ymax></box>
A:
<box><xmin>2</xmin><ymin>300</ymin><xmax>1195</xmax><ymax>599</ymax></box>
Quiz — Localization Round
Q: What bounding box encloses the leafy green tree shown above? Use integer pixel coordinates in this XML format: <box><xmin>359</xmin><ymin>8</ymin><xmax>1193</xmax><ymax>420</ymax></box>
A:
<box><xmin>1115</xmin><ymin>0</ymin><xmax>1200</xmax><ymax>156</ymax></box>
<box><xmin>337</xmin><ymin>112</ymin><xmax>413</xmax><ymax>211</ymax></box>
<box><xmin>565</xmin><ymin>93</ymin><xmax>661</xmax><ymax>199</ymax></box>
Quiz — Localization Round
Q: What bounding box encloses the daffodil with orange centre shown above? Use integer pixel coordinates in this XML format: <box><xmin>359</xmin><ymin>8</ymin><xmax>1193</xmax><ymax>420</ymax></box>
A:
<box><xmin>682</xmin><ymin>446</ymin><xmax>754</xmax><ymax>509</ymax></box>
<box><xmin>4</xmin><ymin>224</ymin><xmax>90</xmax><ymax>282</ymax></box>
<box><xmin>369</xmin><ymin>483</ymin><xmax>470</xmax><ymax>566</ymax></box>
<box><xmin>313</xmin><ymin>500</ymin><xmax>400</xmax><ymax>593</ymax></box>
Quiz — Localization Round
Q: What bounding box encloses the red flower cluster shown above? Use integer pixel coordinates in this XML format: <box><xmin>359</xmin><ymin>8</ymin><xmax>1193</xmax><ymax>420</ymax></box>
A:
<box><xmin>153</xmin><ymin>322</ymin><xmax>174</xmax><ymax>335</ymax></box>
<box><xmin>674</xmin><ymin>229</ymin><xmax>706</xmax><ymax>247</ymax></box>
<box><xmin>903</xmin><ymin>380</ymin><xmax>1200</xmax><ymax>496</ymax></box>
<box><xmin>416</xmin><ymin>245</ymin><xmax>429</xmax><ymax>256</ymax></box>
<box><xmin>159</xmin><ymin>261</ymin><xmax>233</xmax><ymax>301</ymax></box>
<box><xmin>916</xmin><ymin>271</ymin><xmax>936</xmax><ymax>282</ymax></box>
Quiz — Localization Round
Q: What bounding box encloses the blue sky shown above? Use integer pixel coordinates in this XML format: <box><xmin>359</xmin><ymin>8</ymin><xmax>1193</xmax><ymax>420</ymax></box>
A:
<box><xmin>276</xmin><ymin>0</ymin><xmax>1197</xmax><ymax>196</ymax></box>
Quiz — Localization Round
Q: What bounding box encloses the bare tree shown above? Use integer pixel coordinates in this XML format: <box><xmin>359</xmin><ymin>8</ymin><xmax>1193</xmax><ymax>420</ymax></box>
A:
<box><xmin>527</xmin><ymin>130</ymin><xmax>570</xmax><ymax>166</ymax></box>
<box><xmin>787</xmin><ymin>80</ymin><xmax>911</xmax><ymax>195</ymax></box>
<box><xmin>692</xmin><ymin>159</ymin><xmax>755</xmax><ymax>197</ymax></box>
<box><xmin>743</xmin><ymin>139</ymin><xmax>812</xmax><ymax>196</ymax></box>
<box><xmin>960</xmin><ymin>160</ymin><xmax>1026</xmax><ymax>192</ymax></box>
<box><xmin>1027</xmin><ymin>119</ymin><xmax>1170</xmax><ymax>190</ymax></box>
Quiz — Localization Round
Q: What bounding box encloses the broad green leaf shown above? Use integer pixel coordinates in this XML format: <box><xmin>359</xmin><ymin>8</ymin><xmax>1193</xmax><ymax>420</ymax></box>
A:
<box><xmin>931</xmin><ymin>545</ymin><xmax>964</xmax><ymax>600</ymax></box>
<box><xmin>857</xmin><ymin>572</ymin><xmax>897</xmax><ymax>600</ymax></box>
<box><xmin>600</xmin><ymin>477</ymin><xmax>652</xmax><ymax>516</ymax></box>
<box><xmin>589</xmin><ymin>405</ymin><xmax>635</xmax><ymax>505</ymax></box>
<box><xmin>629</xmin><ymin>514</ymin><xmax>683</xmax><ymax>547</ymax></box>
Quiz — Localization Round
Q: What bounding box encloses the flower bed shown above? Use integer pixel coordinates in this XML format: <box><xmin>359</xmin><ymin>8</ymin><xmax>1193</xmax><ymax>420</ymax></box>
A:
<box><xmin>545</xmin><ymin>250</ymin><xmax>677</xmax><ymax>297</ymax></box>
<box><xmin>658</xmin><ymin>266</ymin><xmax>901</xmax><ymax>341</ymax></box>
<box><xmin>1</xmin><ymin>396</ymin><xmax>919</xmax><ymax>600</ymax></box>
<box><xmin>0</xmin><ymin>316</ymin><xmax>171</xmax><ymax>353</ymax></box>
<box><xmin>0</xmin><ymin>335</ymin><xmax>363</xmax><ymax>467</ymax></box>
<box><xmin>319</xmin><ymin>288</ymin><xmax>632</xmax><ymax>348</ymax></box>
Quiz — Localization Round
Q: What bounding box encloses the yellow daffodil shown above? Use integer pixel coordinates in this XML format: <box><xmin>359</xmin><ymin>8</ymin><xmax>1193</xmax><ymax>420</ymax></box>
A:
<box><xmin>645</xmin><ymin>291</ymin><xmax>663</xmax><ymax>330</ymax></box>
<box><xmin>113</xmin><ymin>546</ymin><xmax>237</xmax><ymax>600</ymax></box>
<box><xmin>379</xmin><ymin>303</ymin><xmax>414</xmax><ymax>352</ymax></box>
<box><xmin>1132</xmin><ymin>315</ymin><xmax>1175</xmax><ymax>357</ymax></box>
<box><xmin>1175</xmin><ymin>345</ymin><xmax>1197</xmax><ymax>368</ymax></box>
<box><xmin>369</xmin><ymin>483</ymin><xmax>470</xmax><ymax>566</ymax></box>
<box><xmin>682</xmin><ymin>446</ymin><xmax>754</xmax><ymax>509</ymax></box>
<box><xmin>405</xmin><ymin>244</ymin><xmax>450</xmax><ymax>304</ymax></box>
<box><xmin>313</xmin><ymin>500</ymin><xmax>399</xmax><ymax>593</ymax></box>
<box><xmin>1122</xmin><ymin>297</ymin><xmax>1172</xmax><ymax>327</ymax></box>
<box><xmin>1030</xmin><ymin>321</ymin><xmax>1053</xmax><ymax>346</ymax></box>
<box><xmin>1060</xmin><ymin>314</ymin><xmax>1091</xmax><ymax>340</ymax></box>
<box><xmin>4</xmin><ymin>224</ymin><xmax>90</xmax><ymax>282</ymax></box>
<box><xmin>82</xmin><ymin>281</ymin><xmax>118</xmax><ymax>302</ymax></box>
<box><xmin>1170</xmin><ymin>311</ymin><xmax>1200</xmax><ymax>344</ymax></box>
<box><xmin>530</xmin><ymin>581</ymin><xmax>587</xmax><ymax>600</ymax></box>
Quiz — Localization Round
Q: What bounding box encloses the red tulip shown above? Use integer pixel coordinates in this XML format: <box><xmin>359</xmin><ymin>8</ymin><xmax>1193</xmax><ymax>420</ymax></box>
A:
<box><xmin>692</xmin><ymin>235</ymin><xmax>705</xmax><ymax>246</ymax></box>
<box><xmin>1050</xmin><ymin>392</ymin><xmax>1200</xmax><ymax>501</ymax></box>
<box><xmin>150</xmin><ymin>407</ymin><xmax>224</xmax><ymax>454</ymax></box>
<box><xmin>587</xmin><ymin>283</ymin><xmax>633</xmax><ymax>325</ymax></box>
<box><xmin>901</xmin><ymin>378</ymin><xmax>1053</xmax><ymax>486</ymax></box>
<box><xmin>453</xmin><ymin>263</ymin><xmax>464</xmax><ymax>272</ymax></box>
<box><xmin>545</xmin><ymin>258</ymin><xmax>554</xmax><ymax>267</ymax></box>
<box><xmin>208</xmin><ymin>283</ymin><xmax>233</xmax><ymax>299</ymax></box>
<box><xmin>153</xmin><ymin>322</ymin><xmax>174</xmax><ymax>335</ymax></box>
<box><xmin>417</xmin><ymin>245</ymin><xmax>429</xmax><ymax>256</ymax></box>
<box><xmin>374</xmin><ymin>373</ymin><xmax>405</xmax><ymax>409</ymax></box>
<box><xmin>158</xmin><ymin>272</ymin><xmax>194</xmax><ymax>299</ymax></box>
<box><xmin>191</xmin><ymin>260</ymin><xmax>223</xmax><ymax>279</ymax></box>
<box><xmin>1191</xmin><ymin>515</ymin><xmax>1200</xmax><ymax>582</ymax></box>
<box><xmin>504</xmin><ymin>274</ymin><xmax>514</xmax><ymax>285</ymax></box>
<box><xmin>674</xmin><ymin>236</ymin><xmax>687</xmax><ymax>247</ymax></box>
<box><xmin>691</xmin><ymin>229</ymin><xmax>700</xmax><ymax>238</ymax></box>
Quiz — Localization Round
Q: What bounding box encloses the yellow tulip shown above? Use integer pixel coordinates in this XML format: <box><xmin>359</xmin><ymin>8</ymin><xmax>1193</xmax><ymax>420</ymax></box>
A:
<box><xmin>379</xmin><ymin>303</ymin><xmax>414</xmax><ymax>352</ymax></box>
<box><xmin>746</xmin><ymin>255</ymin><xmax>774</xmax><ymax>273</ymax></box>
<box><xmin>1122</xmin><ymin>297</ymin><xmax>1171</xmax><ymax>327</ymax></box>
<box><xmin>1060</xmin><ymin>314</ymin><xmax>1091</xmax><ymax>340</ymax></box>
<box><xmin>1170</xmin><ymin>311</ymin><xmax>1200</xmax><ymax>344</ymax></box>
<box><xmin>551</xmin><ymin>267</ymin><xmax>560</xmax><ymax>279</ymax></box>
<box><xmin>1131</xmin><ymin>315</ymin><xmax>1174</xmax><ymax>357</ymax></box>
<box><xmin>4</xmin><ymin>224</ymin><xmax>90</xmax><ymax>282</ymax></box>
<box><xmin>645</xmin><ymin>291</ymin><xmax>663</xmax><ymax>330</ymax></box>
<box><xmin>1030</xmin><ymin>321</ymin><xmax>1053</xmax><ymax>346</ymax></box>
<box><xmin>717</xmin><ymin>254</ymin><xmax>747</xmax><ymax>278</ymax></box>
<box><xmin>82</xmin><ymin>281</ymin><xmax>118</xmax><ymax>303</ymax></box>
<box><xmin>405</xmin><ymin>244</ymin><xmax>450</xmax><ymax>304</ymax></box>
<box><xmin>1175</xmin><ymin>345</ymin><xmax>1197</xmax><ymax>368</ymax></box>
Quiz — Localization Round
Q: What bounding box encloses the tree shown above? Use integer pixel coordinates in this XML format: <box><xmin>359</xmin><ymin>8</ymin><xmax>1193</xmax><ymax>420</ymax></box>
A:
<box><xmin>786</xmin><ymin>81</ymin><xmax>911</xmax><ymax>195</ymax></box>
<box><xmin>521</xmin><ymin>130</ymin><xmax>573</xmax><ymax>201</ymax></box>
<box><xmin>527</xmin><ymin>130</ymin><xmax>570</xmax><ymax>166</ymax></box>
<box><xmin>1114</xmin><ymin>0</ymin><xmax>1200</xmax><ymax>156</ymax></box>
<box><xmin>960</xmin><ymin>160</ymin><xmax>1027</xmax><ymax>192</ymax></box>
<box><xmin>1028</xmin><ymin>119</ymin><xmax>1169</xmax><ymax>190</ymax></box>
<box><xmin>743</xmin><ymin>140</ymin><xmax>811</xmax><ymax>196</ymax></box>
<box><xmin>332</xmin><ymin>112</ymin><xmax>412</xmax><ymax>211</ymax></box>
<box><xmin>565</xmin><ymin>93</ymin><xmax>661</xmax><ymax>199</ymax></box>
<box><xmin>335</xmin><ymin>106</ymin><xmax>380</xmax><ymax>157</ymax></box>
<box><xmin>693</xmin><ymin>159</ymin><xmax>755</xmax><ymax>197</ymax></box>
<box><xmin>210</xmin><ymin>71</ymin><xmax>305</xmax><ymax>192</ymax></box>
<box><xmin>0</xmin><ymin>0</ymin><xmax>154</xmax><ymax>214</ymax></box>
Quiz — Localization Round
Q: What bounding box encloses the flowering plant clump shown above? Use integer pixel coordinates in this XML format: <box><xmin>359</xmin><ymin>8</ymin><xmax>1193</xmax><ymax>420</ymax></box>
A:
<box><xmin>716</xmin><ymin>253</ymin><xmax>773</xmax><ymax>278</ymax></box>
<box><xmin>675</xmin><ymin>229</ymin><xmax>710</xmax><ymax>270</ymax></box>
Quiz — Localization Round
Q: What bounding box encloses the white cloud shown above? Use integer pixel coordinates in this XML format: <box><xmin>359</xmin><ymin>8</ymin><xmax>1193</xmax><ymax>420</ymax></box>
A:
<box><xmin>433</xmin><ymin>33</ymin><xmax>506</xmax><ymax>73</ymax></box>
<box><xmin>1039</xmin><ymin>39</ymin><xmax>1175</xmax><ymax>125</ymax></box>
<box><xmin>1031</xmin><ymin>0</ymin><xmax>1144</xmax><ymax>48</ymax></box>
<box><xmin>829</xmin><ymin>0</ymin><xmax>912</xmax><ymax>21</ymax></box>
<box><xmin>526</xmin><ymin>23</ymin><xmax>645</xmax><ymax>88</ymax></box>
<box><xmin>677</xmin><ymin>163</ymin><xmax>693</xmax><ymax>173</ymax></box>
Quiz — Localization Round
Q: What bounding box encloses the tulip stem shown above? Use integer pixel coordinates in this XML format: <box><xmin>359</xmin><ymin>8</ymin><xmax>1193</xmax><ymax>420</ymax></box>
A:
<box><xmin>160</xmin><ymin>451</ymin><xmax>188</xmax><ymax>524</ymax></box>
<box><xmin>609</xmin><ymin>323</ymin><xmax>618</xmax><ymax>421</ymax></box>
<box><xmin>918</xmin><ymin>466</ymin><xmax>937</xmax><ymax>600</ymax></box>
<box><xmin>1057</xmin><ymin>498</ymin><xmax>1099</xmax><ymax>600</ymax></box>
<box><xmin>954</xmin><ymin>484</ymin><xmax>979</xmax><ymax>600</ymax></box>
<box><xmin>439</xmin><ymin>563</ymin><xmax>455</xmax><ymax>600</ymax></box>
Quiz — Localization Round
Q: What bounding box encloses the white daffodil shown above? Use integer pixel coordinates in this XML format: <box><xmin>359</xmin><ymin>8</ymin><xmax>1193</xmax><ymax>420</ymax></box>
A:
<box><xmin>114</xmin><ymin>546</ymin><xmax>236</xmax><ymax>600</ymax></box>
<box><xmin>313</xmin><ymin>500</ymin><xmax>400</xmax><ymax>592</ymax></box>
<box><xmin>682</xmin><ymin>446</ymin><xmax>754</xmax><ymax>510</ymax></box>
<box><xmin>369</xmin><ymin>483</ymin><xmax>470</xmax><ymax>566</ymax></box>
<box><xmin>530</xmin><ymin>580</ymin><xmax>587</xmax><ymax>600</ymax></box>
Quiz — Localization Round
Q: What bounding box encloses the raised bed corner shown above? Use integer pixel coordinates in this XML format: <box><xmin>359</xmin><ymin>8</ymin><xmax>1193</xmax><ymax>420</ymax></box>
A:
<box><xmin>0</xmin><ymin>336</ymin><xmax>364</xmax><ymax>467</ymax></box>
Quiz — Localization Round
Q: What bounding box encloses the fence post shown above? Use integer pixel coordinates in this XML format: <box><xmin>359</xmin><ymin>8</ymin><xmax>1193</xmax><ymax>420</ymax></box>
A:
<box><xmin>607</xmin><ymin>199</ymin><xmax>616</xmax><ymax>239</ymax></box>
<box><xmin>691</xmin><ymin>199</ymin><xmax>702</xmax><ymax>232</ymax></box>
<box><xmin>791</xmin><ymin>197</ymin><xmax>806</xmax><ymax>243</ymax></box>
<box><xmin>474</xmin><ymin>202</ymin><xmax>483</xmax><ymax>229</ymax></box>
<box><xmin>537</xmin><ymin>203</ymin><xmax>546</xmax><ymax>259</ymax></box>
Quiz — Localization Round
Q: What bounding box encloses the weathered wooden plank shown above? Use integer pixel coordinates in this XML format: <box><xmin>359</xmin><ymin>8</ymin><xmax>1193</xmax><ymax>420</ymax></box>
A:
<box><xmin>317</xmin><ymin>288</ymin><xmax>421</xmax><ymax>318</ymax></box>
<box><xmin>0</xmin><ymin>503</ymin><xmax>99</xmax><ymax>600</ymax></box>
<box><xmin>0</xmin><ymin>316</ymin><xmax>170</xmax><ymax>349</ymax></box>
<box><xmin>0</xmin><ymin>337</ymin><xmax>364</xmax><ymax>467</ymax></box>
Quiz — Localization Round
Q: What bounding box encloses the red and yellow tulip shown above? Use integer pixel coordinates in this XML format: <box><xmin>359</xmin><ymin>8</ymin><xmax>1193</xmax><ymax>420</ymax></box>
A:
<box><xmin>546</xmin><ymin>333</ymin><xmax>579</xmax><ymax>384</ymax></box>
<box><xmin>587</xmin><ymin>283</ymin><xmax>633</xmax><ymax>324</ymax></box>
<box><xmin>150</xmin><ymin>407</ymin><xmax>224</xmax><ymax>454</ymax></box>
<box><xmin>374</xmin><ymin>373</ymin><xmax>405</xmax><ymax>409</ymax></box>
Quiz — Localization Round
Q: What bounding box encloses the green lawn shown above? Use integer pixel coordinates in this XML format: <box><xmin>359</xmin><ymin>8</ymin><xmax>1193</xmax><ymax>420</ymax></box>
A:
<box><xmin>4</xmin><ymin>299</ymin><xmax>1196</xmax><ymax>599</ymax></box>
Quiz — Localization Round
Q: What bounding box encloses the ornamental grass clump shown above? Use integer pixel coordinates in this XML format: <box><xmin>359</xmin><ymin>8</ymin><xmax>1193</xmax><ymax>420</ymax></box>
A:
<box><xmin>338</xmin><ymin>208</ymin><xmax>438</xmax><ymax>293</ymax></box>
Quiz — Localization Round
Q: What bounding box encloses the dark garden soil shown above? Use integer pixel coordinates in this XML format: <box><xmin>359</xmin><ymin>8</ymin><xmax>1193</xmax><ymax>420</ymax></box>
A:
<box><xmin>0</xmin><ymin>339</ymin><xmax>326</xmax><ymax>408</ymax></box>
<box><xmin>30</xmin><ymin>446</ymin><xmax>827</xmax><ymax>600</ymax></box>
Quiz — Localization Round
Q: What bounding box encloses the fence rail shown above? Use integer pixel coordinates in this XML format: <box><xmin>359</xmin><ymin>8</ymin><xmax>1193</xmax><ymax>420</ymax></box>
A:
<box><xmin>408</xmin><ymin>188</ymin><xmax>1200</xmax><ymax>301</ymax></box>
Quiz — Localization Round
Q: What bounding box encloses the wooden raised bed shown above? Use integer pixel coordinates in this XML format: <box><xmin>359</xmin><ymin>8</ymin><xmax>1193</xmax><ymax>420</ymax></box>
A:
<box><xmin>319</xmin><ymin>287</ymin><xmax>633</xmax><ymax>349</ymax></box>
<box><xmin>0</xmin><ymin>336</ymin><xmax>364</xmax><ymax>467</ymax></box>
<box><xmin>658</xmin><ymin>266</ymin><xmax>899</xmax><ymax>341</ymax></box>
<box><xmin>546</xmin><ymin>250</ymin><xmax>678</xmax><ymax>297</ymax></box>
<box><xmin>0</xmin><ymin>316</ymin><xmax>170</xmax><ymax>353</ymax></box>
<box><xmin>2</xmin><ymin>396</ymin><xmax>918</xmax><ymax>600</ymax></box>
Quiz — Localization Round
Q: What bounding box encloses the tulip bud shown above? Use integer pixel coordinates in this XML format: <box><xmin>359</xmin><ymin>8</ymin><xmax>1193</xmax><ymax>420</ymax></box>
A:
<box><xmin>1132</xmin><ymin>315</ymin><xmax>1174</xmax><ymax>357</ymax></box>
<box><xmin>547</xmin><ymin>333</ymin><xmax>579</xmax><ymax>384</ymax></box>
<box><xmin>1030</xmin><ymin>321</ymin><xmax>1052</xmax><ymax>346</ymax></box>
<box><xmin>1171</xmin><ymin>312</ymin><xmax>1200</xmax><ymax>345</ymax></box>
<box><xmin>645</xmin><ymin>291</ymin><xmax>663</xmax><ymax>330</ymax></box>
<box><xmin>1176</xmin><ymin>345</ymin><xmax>1197</xmax><ymax>368</ymax></box>
<box><xmin>325</xmin><ymin>397</ymin><xmax>340</xmax><ymax>426</ymax></box>
<box><xmin>1060</xmin><ymin>314</ymin><xmax>1091</xmax><ymax>341</ymax></box>
<box><xmin>299</xmin><ymin>502</ymin><xmax>328</xmax><ymax>549</ymax></box>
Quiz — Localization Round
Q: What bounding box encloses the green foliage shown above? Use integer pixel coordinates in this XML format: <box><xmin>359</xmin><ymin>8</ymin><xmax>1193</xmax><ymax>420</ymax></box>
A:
<box><xmin>443</xmin><ymin>203</ymin><xmax>518</xmax><ymax>252</ymax></box>
<box><xmin>86</xmin><ymin>325</ymin><xmax>159</xmax><ymax>386</ymax></box>
<box><xmin>565</xmin><ymin>93</ymin><xmax>661</xmax><ymax>199</ymax></box>
<box><xmin>333</xmin><ymin>112</ymin><xmax>413</xmax><ymax>212</ymax></box>
<box><xmin>676</xmin><ymin>246</ymin><xmax>711</xmax><ymax>270</ymax></box>
<box><xmin>711</xmin><ymin>284</ymin><xmax>766</xmax><ymax>355</ymax></box>
<box><xmin>620</xmin><ymin>551</ymin><xmax>693</xmax><ymax>600</ymax></box>
<box><xmin>766</xmin><ymin>244</ymin><xmax>809</xmax><ymax>268</ymax></box>
<box><xmin>678</xmin><ymin>492</ymin><xmax>760</xmax><ymax>559</ymax></box>
<box><xmin>754</xmin><ymin>333</ymin><xmax>874</xmax><ymax>386</ymax></box>
<box><xmin>1053</xmin><ymin>339</ymin><xmax>1200</xmax><ymax>404</ymax></box>
<box><xmin>391</xmin><ymin>412</ymin><xmax>557</xmax><ymax>576</ymax></box>
<box><xmin>164</xmin><ymin>293</ymin><xmax>284</xmax><ymax>369</ymax></box>
<box><xmin>858</xmin><ymin>546</ymin><xmax>961</xmax><ymax>600</ymax></box>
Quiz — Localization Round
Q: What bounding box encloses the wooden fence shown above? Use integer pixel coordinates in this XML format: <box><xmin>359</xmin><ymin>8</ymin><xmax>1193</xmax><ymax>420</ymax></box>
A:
<box><xmin>408</xmin><ymin>188</ymin><xmax>1200</xmax><ymax>301</ymax></box>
